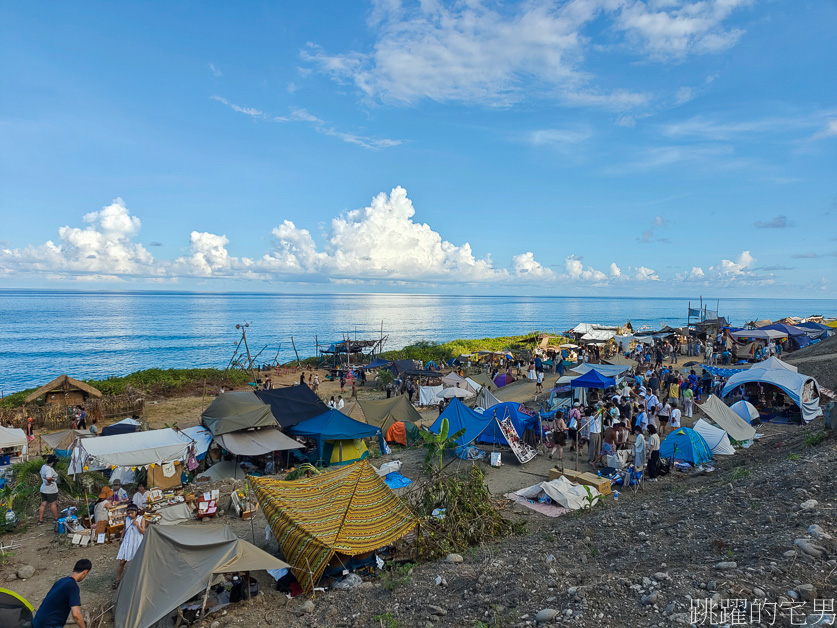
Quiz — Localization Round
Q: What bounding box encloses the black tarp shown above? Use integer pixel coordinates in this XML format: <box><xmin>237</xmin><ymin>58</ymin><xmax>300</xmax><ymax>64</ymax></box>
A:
<box><xmin>100</xmin><ymin>423</ymin><xmax>138</xmax><ymax>437</ymax></box>
<box><xmin>254</xmin><ymin>385</ymin><xmax>330</xmax><ymax>429</ymax></box>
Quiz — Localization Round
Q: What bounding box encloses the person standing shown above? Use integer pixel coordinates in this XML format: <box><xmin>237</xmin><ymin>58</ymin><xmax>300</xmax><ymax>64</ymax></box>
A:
<box><xmin>669</xmin><ymin>401</ymin><xmax>682</xmax><ymax>433</ymax></box>
<box><xmin>113</xmin><ymin>504</ymin><xmax>146</xmax><ymax>589</ymax></box>
<box><xmin>132</xmin><ymin>483</ymin><xmax>148</xmax><ymax>514</ymax></box>
<box><xmin>587</xmin><ymin>408</ymin><xmax>602</xmax><ymax>466</ymax></box>
<box><xmin>547</xmin><ymin>412</ymin><xmax>568</xmax><ymax>462</ymax></box>
<box><xmin>33</xmin><ymin>559</ymin><xmax>91</xmax><ymax>628</ymax></box>
<box><xmin>646</xmin><ymin>425</ymin><xmax>661</xmax><ymax>482</ymax></box>
<box><xmin>683</xmin><ymin>385</ymin><xmax>694</xmax><ymax>418</ymax></box>
<box><xmin>38</xmin><ymin>455</ymin><xmax>60</xmax><ymax>526</ymax></box>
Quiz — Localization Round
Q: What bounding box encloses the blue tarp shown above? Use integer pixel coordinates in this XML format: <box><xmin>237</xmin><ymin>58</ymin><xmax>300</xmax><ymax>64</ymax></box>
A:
<box><xmin>287</xmin><ymin>409</ymin><xmax>385</xmax><ymax>462</ymax></box>
<box><xmin>659</xmin><ymin>427</ymin><xmax>713</xmax><ymax>465</ymax></box>
<box><xmin>384</xmin><ymin>472</ymin><xmax>413</xmax><ymax>489</ymax></box>
<box><xmin>570</xmin><ymin>370</ymin><xmax>615</xmax><ymax>389</ymax></box>
<box><xmin>428</xmin><ymin>398</ymin><xmax>494</xmax><ymax>447</ymax></box>
<box><xmin>477</xmin><ymin>402</ymin><xmax>539</xmax><ymax>445</ymax></box>
<box><xmin>360</xmin><ymin>358</ymin><xmax>391</xmax><ymax>370</ymax></box>
<box><xmin>702</xmin><ymin>365</ymin><xmax>749</xmax><ymax>378</ymax></box>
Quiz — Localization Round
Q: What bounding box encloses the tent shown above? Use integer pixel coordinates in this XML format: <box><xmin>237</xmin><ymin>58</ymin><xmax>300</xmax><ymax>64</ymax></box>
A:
<box><xmin>476</xmin><ymin>403</ymin><xmax>539</xmax><ymax>445</ymax></box>
<box><xmin>286</xmin><ymin>409</ymin><xmax>385</xmax><ymax>464</ymax></box>
<box><xmin>722</xmin><ymin>367</ymin><xmax>823</xmax><ymax>423</ymax></box>
<box><xmin>468</xmin><ymin>372</ymin><xmax>496</xmax><ymax>390</ymax></box>
<box><xmin>0</xmin><ymin>427</ymin><xmax>28</xmax><ymax>456</ymax></box>
<box><xmin>197</xmin><ymin>460</ymin><xmax>246</xmax><ymax>482</ymax></box>
<box><xmin>699</xmin><ymin>395</ymin><xmax>757</xmax><ymax>442</ymax></box>
<box><xmin>512</xmin><ymin>475</ymin><xmax>601</xmax><ymax>510</ymax></box>
<box><xmin>359</xmin><ymin>358</ymin><xmax>391</xmax><ymax>370</ymax></box>
<box><xmin>253</xmin><ymin>461</ymin><xmax>417</xmax><ymax>592</ymax></box>
<box><xmin>428</xmin><ymin>398</ymin><xmax>494</xmax><ymax>447</ymax></box>
<box><xmin>253</xmin><ymin>385</ymin><xmax>330</xmax><ymax>429</ymax></box>
<box><xmin>358</xmin><ymin>396</ymin><xmax>422</xmax><ymax>436</ymax></box>
<box><xmin>40</xmin><ymin>429</ymin><xmax>92</xmax><ymax>457</ymax></box>
<box><xmin>729</xmin><ymin>329</ymin><xmax>787</xmax><ymax>341</ymax></box>
<box><xmin>201</xmin><ymin>391</ymin><xmax>276</xmax><ymax>436</ymax></box>
<box><xmin>659</xmin><ymin>428</ymin><xmax>713</xmax><ymax>465</ymax></box>
<box><xmin>758</xmin><ymin>356</ymin><xmax>798</xmax><ymax>372</ymax></box>
<box><xmin>384</xmin><ymin>421</ymin><xmax>421</xmax><ymax>446</ymax></box>
<box><xmin>113</xmin><ymin>525</ymin><xmax>288</xmax><ymax>628</ymax></box>
<box><xmin>441</xmin><ymin>373</ymin><xmax>478</xmax><ymax>394</ymax></box>
<box><xmin>465</xmin><ymin>377</ymin><xmax>483</xmax><ymax>392</ymax></box>
<box><xmin>324</xmin><ymin>439</ymin><xmax>369</xmax><ymax>465</ymax></box>
<box><xmin>731</xmin><ymin>400</ymin><xmax>760</xmax><ymax>424</ymax></box>
<box><xmin>180</xmin><ymin>426</ymin><xmax>213</xmax><ymax>460</ymax></box>
<box><xmin>580</xmin><ymin>330</ymin><xmax>616</xmax><ymax>343</ymax></box>
<box><xmin>475</xmin><ymin>386</ymin><xmax>501</xmax><ymax>410</ymax></box>
<box><xmin>419</xmin><ymin>385</ymin><xmax>443</xmax><ymax>406</ymax></box>
<box><xmin>0</xmin><ymin>588</ymin><xmax>33</xmax><ymax>627</ymax></box>
<box><xmin>570</xmin><ymin>364</ymin><xmax>630</xmax><ymax>378</ymax></box>
<box><xmin>68</xmin><ymin>428</ymin><xmax>195</xmax><ymax>474</ymax></box>
<box><xmin>441</xmin><ymin>387</ymin><xmax>474</xmax><ymax>400</ymax></box>
<box><xmin>693</xmin><ymin>419</ymin><xmax>736</xmax><ymax>455</ymax></box>
<box><xmin>494</xmin><ymin>373</ymin><xmax>515</xmax><ymax>388</ymax></box>
<box><xmin>100</xmin><ymin>417</ymin><xmax>141</xmax><ymax>437</ymax></box>
<box><xmin>570</xmin><ymin>370</ymin><xmax>615</xmax><ymax>389</ymax></box>
<box><xmin>215</xmin><ymin>427</ymin><xmax>303</xmax><ymax>456</ymax></box>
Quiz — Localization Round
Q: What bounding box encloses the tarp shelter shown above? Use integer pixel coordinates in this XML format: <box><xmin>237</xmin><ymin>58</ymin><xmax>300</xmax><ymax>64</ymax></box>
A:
<box><xmin>659</xmin><ymin>428</ymin><xmax>713</xmax><ymax>465</ymax></box>
<box><xmin>465</xmin><ymin>377</ymin><xmax>482</xmax><ymax>392</ymax></box>
<box><xmin>40</xmin><ymin>429</ymin><xmax>92</xmax><ymax>456</ymax></box>
<box><xmin>419</xmin><ymin>385</ymin><xmax>443</xmax><ymax>406</ymax></box>
<box><xmin>197</xmin><ymin>460</ymin><xmax>246</xmax><ymax>482</ymax></box>
<box><xmin>253</xmin><ymin>461</ymin><xmax>417</xmax><ymax>592</ymax></box>
<box><xmin>215</xmin><ymin>427</ymin><xmax>303</xmax><ymax>456</ymax></box>
<box><xmin>286</xmin><ymin>410</ymin><xmax>385</xmax><ymax>464</ymax></box>
<box><xmin>113</xmin><ymin>525</ymin><xmax>288</xmax><ymax>628</ymax></box>
<box><xmin>254</xmin><ymin>385</ymin><xmax>330</xmax><ymax>429</ymax></box>
<box><xmin>441</xmin><ymin>387</ymin><xmax>474</xmax><ymax>400</ymax></box>
<box><xmin>570</xmin><ymin>364</ymin><xmax>630</xmax><ymax>378</ymax></box>
<box><xmin>69</xmin><ymin>428</ymin><xmax>195</xmax><ymax>474</ymax></box>
<box><xmin>201</xmin><ymin>391</ymin><xmax>276</xmax><ymax>436</ymax></box>
<box><xmin>477</xmin><ymin>403</ymin><xmax>538</xmax><ymax>445</ymax></box>
<box><xmin>580</xmin><ymin>330</ymin><xmax>616</xmax><ymax>343</ymax></box>
<box><xmin>0</xmin><ymin>587</ymin><xmax>34</xmax><ymax>627</ymax></box>
<box><xmin>702</xmin><ymin>365</ymin><xmax>749</xmax><ymax>378</ymax></box>
<box><xmin>693</xmin><ymin>419</ymin><xmax>736</xmax><ymax>455</ymax></box>
<box><xmin>475</xmin><ymin>387</ymin><xmax>501</xmax><ymax>410</ymax></box>
<box><xmin>388</xmin><ymin>360</ymin><xmax>421</xmax><ymax>377</ymax></box>
<box><xmin>428</xmin><ymin>398</ymin><xmax>494</xmax><ymax>447</ymax></box>
<box><xmin>722</xmin><ymin>367</ymin><xmax>823</xmax><ymax>423</ymax></box>
<box><xmin>358</xmin><ymin>396</ymin><xmax>422</xmax><ymax>436</ymax></box>
<box><xmin>731</xmin><ymin>400</ymin><xmax>760</xmax><ymax>424</ymax></box>
<box><xmin>699</xmin><ymin>395</ymin><xmax>757</xmax><ymax>442</ymax></box>
<box><xmin>359</xmin><ymin>358</ymin><xmax>391</xmax><ymax>370</ymax></box>
<box><xmin>729</xmin><ymin>329</ymin><xmax>787</xmax><ymax>341</ymax></box>
<box><xmin>571</xmin><ymin>323</ymin><xmax>617</xmax><ymax>334</ymax></box>
<box><xmin>99</xmin><ymin>417</ymin><xmax>142</xmax><ymax>437</ymax></box>
<box><xmin>570</xmin><ymin>370</ymin><xmax>615</xmax><ymax>389</ymax></box>
<box><xmin>512</xmin><ymin>475</ymin><xmax>601</xmax><ymax>510</ymax></box>
<box><xmin>441</xmin><ymin>373</ymin><xmax>478</xmax><ymax>394</ymax></box>
<box><xmin>494</xmin><ymin>373</ymin><xmax>515</xmax><ymax>388</ymax></box>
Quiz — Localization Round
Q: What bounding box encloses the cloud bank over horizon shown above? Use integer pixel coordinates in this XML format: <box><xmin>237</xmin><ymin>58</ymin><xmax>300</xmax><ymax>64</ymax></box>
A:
<box><xmin>1</xmin><ymin>187</ymin><xmax>803</xmax><ymax>293</ymax></box>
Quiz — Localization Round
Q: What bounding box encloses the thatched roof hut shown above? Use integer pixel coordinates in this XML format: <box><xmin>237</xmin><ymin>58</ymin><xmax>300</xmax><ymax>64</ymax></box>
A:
<box><xmin>24</xmin><ymin>374</ymin><xmax>103</xmax><ymax>405</ymax></box>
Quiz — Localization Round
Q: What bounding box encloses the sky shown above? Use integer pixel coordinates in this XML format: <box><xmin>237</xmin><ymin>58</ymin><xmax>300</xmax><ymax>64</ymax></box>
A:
<box><xmin>1</xmin><ymin>0</ymin><xmax>836</xmax><ymax>297</ymax></box>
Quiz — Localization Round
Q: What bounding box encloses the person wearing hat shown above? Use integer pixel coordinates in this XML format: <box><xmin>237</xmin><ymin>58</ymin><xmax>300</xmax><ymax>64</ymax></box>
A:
<box><xmin>113</xmin><ymin>503</ymin><xmax>146</xmax><ymax>589</ymax></box>
<box><xmin>38</xmin><ymin>455</ymin><xmax>60</xmax><ymax>526</ymax></box>
<box><xmin>93</xmin><ymin>486</ymin><xmax>114</xmax><ymax>527</ymax></box>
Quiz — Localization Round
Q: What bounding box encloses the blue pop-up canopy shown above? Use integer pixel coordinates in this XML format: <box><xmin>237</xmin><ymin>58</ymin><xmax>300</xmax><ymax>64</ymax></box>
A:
<box><xmin>287</xmin><ymin>409</ymin><xmax>385</xmax><ymax>463</ymax></box>
<box><xmin>570</xmin><ymin>370</ymin><xmax>615</xmax><ymax>389</ymax></box>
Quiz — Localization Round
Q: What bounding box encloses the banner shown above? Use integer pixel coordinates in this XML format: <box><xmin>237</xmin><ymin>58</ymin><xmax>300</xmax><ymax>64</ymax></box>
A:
<box><xmin>497</xmin><ymin>416</ymin><xmax>538</xmax><ymax>464</ymax></box>
<box><xmin>688</xmin><ymin>308</ymin><xmax>702</xmax><ymax>318</ymax></box>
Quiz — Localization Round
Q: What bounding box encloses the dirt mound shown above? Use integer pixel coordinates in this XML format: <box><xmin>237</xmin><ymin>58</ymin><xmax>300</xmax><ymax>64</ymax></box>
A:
<box><xmin>786</xmin><ymin>335</ymin><xmax>837</xmax><ymax>391</ymax></box>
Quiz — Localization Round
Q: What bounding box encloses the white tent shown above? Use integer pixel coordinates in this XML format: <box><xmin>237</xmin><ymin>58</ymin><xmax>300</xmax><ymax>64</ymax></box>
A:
<box><xmin>757</xmin><ymin>356</ymin><xmax>798</xmax><ymax>372</ymax></box>
<box><xmin>570</xmin><ymin>364</ymin><xmax>630</xmax><ymax>378</ymax></box>
<box><xmin>197</xmin><ymin>460</ymin><xmax>246</xmax><ymax>482</ymax></box>
<box><xmin>0</xmin><ymin>426</ymin><xmax>28</xmax><ymax>457</ymax></box>
<box><xmin>180</xmin><ymin>426</ymin><xmax>213</xmax><ymax>458</ymax></box>
<box><xmin>475</xmin><ymin>387</ymin><xmax>501</xmax><ymax>410</ymax></box>
<box><xmin>693</xmin><ymin>419</ymin><xmax>736</xmax><ymax>455</ymax></box>
<box><xmin>699</xmin><ymin>395</ymin><xmax>757</xmax><ymax>442</ymax></box>
<box><xmin>730</xmin><ymin>329</ymin><xmax>787</xmax><ymax>341</ymax></box>
<box><xmin>512</xmin><ymin>475</ymin><xmax>601</xmax><ymax>510</ymax></box>
<box><xmin>580</xmin><ymin>330</ymin><xmax>616</xmax><ymax>342</ymax></box>
<box><xmin>464</xmin><ymin>377</ymin><xmax>483</xmax><ymax>393</ymax></box>
<box><xmin>441</xmin><ymin>373</ymin><xmax>478</xmax><ymax>394</ymax></box>
<box><xmin>69</xmin><ymin>428</ymin><xmax>195</xmax><ymax>474</ymax></box>
<box><xmin>572</xmin><ymin>323</ymin><xmax>617</xmax><ymax>334</ymax></box>
<box><xmin>419</xmin><ymin>385</ymin><xmax>444</xmax><ymax>406</ymax></box>
<box><xmin>730</xmin><ymin>400</ymin><xmax>760</xmax><ymax>424</ymax></box>
<box><xmin>722</xmin><ymin>367</ymin><xmax>822</xmax><ymax>423</ymax></box>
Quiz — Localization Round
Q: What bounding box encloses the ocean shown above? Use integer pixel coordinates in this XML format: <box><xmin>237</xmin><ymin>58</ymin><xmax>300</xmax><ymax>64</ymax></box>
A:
<box><xmin>1</xmin><ymin>290</ymin><xmax>835</xmax><ymax>394</ymax></box>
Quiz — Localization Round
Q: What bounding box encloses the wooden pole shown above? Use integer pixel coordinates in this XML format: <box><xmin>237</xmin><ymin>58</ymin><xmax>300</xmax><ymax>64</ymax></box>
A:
<box><xmin>291</xmin><ymin>336</ymin><xmax>301</xmax><ymax>368</ymax></box>
<box><xmin>241</xmin><ymin>327</ymin><xmax>257</xmax><ymax>383</ymax></box>
<box><xmin>198</xmin><ymin>574</ymin><xmax>213</xmax><ymax>626</ymax></box>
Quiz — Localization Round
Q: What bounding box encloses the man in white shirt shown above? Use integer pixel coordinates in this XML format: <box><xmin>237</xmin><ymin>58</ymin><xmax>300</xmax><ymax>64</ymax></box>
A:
<box><xmin>587</xmin><ymin>408</ymin><xmax>602</xmax><ymax>465</ymax></box>
<box><xmin>669</xmin><ymin>402</ymin><xmax>682</xmax><ymax>431</ymax></box>
<box><xmin>336</xmin><ymin>396</ymin><xmax>345</xmax><ymax>411</ymax></box>
<box><xmin>38</xmin><ymin>455</ymin><xmax>60</xmax><ymax>525</ymax></box>
<box><xmin>132</xmin><ymin>483</ymin><xmax>148</xmax><ymax>513</ymax></box>
<box><xmin>646</xmin><ymin>393</ymin><xmax>659</xmax><ymax>412</ymax></box>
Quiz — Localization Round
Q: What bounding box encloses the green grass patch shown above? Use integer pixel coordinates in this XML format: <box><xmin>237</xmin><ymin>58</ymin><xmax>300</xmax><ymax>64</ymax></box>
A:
<box><xmin>805</xmin><ymin>430</ymin><xmax>829</xmax><ymax>447</ymax></box>
<box><xmin>379</xmin><ymin>561</ymin><xmax>414</xmax><ymax>591</ymax></box>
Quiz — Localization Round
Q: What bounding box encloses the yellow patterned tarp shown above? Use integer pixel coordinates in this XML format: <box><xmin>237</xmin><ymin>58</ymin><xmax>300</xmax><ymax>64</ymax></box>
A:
<box><xmin>251</xmin><ymin>460</ymin><xmax>416</xmax><ymax>591</ymax></box>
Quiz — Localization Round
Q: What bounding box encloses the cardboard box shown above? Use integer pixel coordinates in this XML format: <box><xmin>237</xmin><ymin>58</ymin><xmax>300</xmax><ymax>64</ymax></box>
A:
<box><xmin>576</xmin><ymin>472</ymin><xmax>612</xmax><ymax>496</ymax></box>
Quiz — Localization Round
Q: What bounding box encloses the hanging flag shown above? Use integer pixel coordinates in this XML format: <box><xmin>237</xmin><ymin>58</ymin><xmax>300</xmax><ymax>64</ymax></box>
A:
<box><xmin>688</xmin><ymin>308</ymin><xmax>702</xmax><ymax>317</ymax></box>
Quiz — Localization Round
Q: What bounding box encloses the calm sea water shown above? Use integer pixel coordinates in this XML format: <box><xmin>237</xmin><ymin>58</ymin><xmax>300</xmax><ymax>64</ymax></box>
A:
<box><xmin>1</xmin><ymin>290</ymin><xmax>835</xmax><ymax>394</ymax></box>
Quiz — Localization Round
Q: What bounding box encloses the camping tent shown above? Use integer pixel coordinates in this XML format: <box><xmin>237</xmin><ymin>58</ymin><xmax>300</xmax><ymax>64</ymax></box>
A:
<box><xmin>0</xmin><ymin>588</ymin><xmax>34</xmax><ymax>627</ymax></box>
<box><xmin>419</xmin><ymin>385</ymin><xmax>443</xmax><ymax>406</ymax></box>
<box><xmin>475</xmin><ymin>386</ymin><xmax>501</xmax><ymax>410</ymax></box>
<box><xmin>113</xmin><ymin>525</ymin><xmax>288</xmax><ymax>628</ymax></box>
<box><xmin>476</xmin><ymin>402</ymin><xmax>539</xmax><ymax>445</ymax></box>
<box><xmin>570</xmin><ymin>370</ymin><xmax>615</xmax><ymax>389</ymax></box>
<box><xmin>659</xmin><ymin>428</ymin><xmax>713</xmax><ymax>465</ymax></box>
<box><xmin>722</xmin><ymin>367</ymin><xmax>823</xmax><ymax>423</ymax></box>
<box><xmin>693</xmin><ymin>419</ymin><xmax>736</xmax><ymax>455</ymax></box>
<box><xmin>197</xmin><ymin>460</ymin><xmax>246</xmax><ymax>482</ymax></box>
<box><xmin>324</xmin><ymin>439</ymin><xmax>369</xmax><ymax>465</ymax></box>
<box><xmin>570</xmin><ymin>364</ymin><xmax>630</xmax><ymax>378</ymax></box>
<box><xmin>358</xmin><ymin>396</ymin><xmax>422</xmax><ymax>436</ymax></box>
<box><xmin>286</xmin><ymin>409</ymin><xmax>385</xmax><ymax>464</ymax></box>
<box><xmin>254</xmin><ymin>385</ymin><xmax>330</xmax><ymax>428</ymax></box>
<box><xmin>699</xmin><ymin>395</ymin><xmax>757</xmax><ymax>442</ymax></box>
<box><xmin>730</xmin><ymin>400</ymin><xmax>760</xmax><ymax>424</ymax></box>
<box><xmin>468</xmin><ymin>373</ymin><xmax>496</xmax><ymax>390</ymax></box>
<box><xmin>494</xmin><ymin>373</ymin><xmax>515</xmax><ymax>388</ymax></box>
<box><xmin>384</xmin><ymin>421</ymin><xmax>421</xmax><ymax>446</ymax></box>
<box><xmin>100</xmin><ymin>417</ymin><xmax>141</xmax><ymax>437</ymax></box>
<box><xmin>201</xmin><ymin>391</ymin><xmax>276</xmax><ymax>436</ymax></box>
<box><xmin>214</xmin><ymin>427</ymin><xmax>303</xmax><ymax>456</ymax></box>
<box><xmin>441</xmin><ymin>373</ymin><xmax>478</xmax><ymax>394</ymax></box>
<box><xmin>68</xmin><ymin>428</ymin><xmax>195</xmax><ymax>474</ymax></box>
<box><xmin>253</xmin><ymin>461</ymin><xmax>417</xmax><ymax>592</ymax></box>
<box><xmin>465</xmin><ymin>377</ymin><xmax>482</xmax><ymax>393</ymax></box>
<box><xmin>428</xmin><ymin>398</ymin><xmax>494</xmax><ymax>447</ymax></box>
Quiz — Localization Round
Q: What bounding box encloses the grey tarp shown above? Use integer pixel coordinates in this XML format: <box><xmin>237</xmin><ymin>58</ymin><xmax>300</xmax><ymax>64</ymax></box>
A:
<box><xmin>214</xmin><ymin>427</ymin><xmax>303</xmax><ymax>456</ymax></box>
<box><xmin>201</xmin><ymin>391</ymin><xmax>276</xmax><ymax>436</ymax></box>
<box><xmin>475</xmin><ymin>387</ymin><xmax>501</xmax><ymax>410</ymax></box>
<box><xmin>468</xmin><ymin>373</ymin><xmax>496</xmax><ymax>390</ymax></box>
<box><xmin>197</xmin><ymin>460</ymin><xmax>246</xmax><ymax>482</ymax></box>
<box><xmin>699</xmin><ymin>395</ymin><xmax>757</xmax><ymax>442</ymax></box>
<box><xmin>40</xmin><ymin>429</ymin><xmax>92</xmax><ymax>452</ymax></box>
<box><xmin>113</xmin><ymin>525</ymin><xmax>288</xmax><ymax>628</ymax></box>
<box><xmin>358</xmin><ymin>395</ymin><xmax>422</xmax><ymax>434</ymax></box>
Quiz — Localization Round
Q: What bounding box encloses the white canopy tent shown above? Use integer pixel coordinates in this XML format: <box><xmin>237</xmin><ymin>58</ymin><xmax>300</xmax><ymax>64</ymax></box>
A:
<box><xmin>0</xmin><ymin>426</ymin><xmax>28</xmax><ymax>459</ymax></box>
<box><xmin>570</xmin><ymin>364</ymin><xmax>630</xmax><ymax>378</ymax></box>
<box><xmin>729</xmin><ymin>329</ymin><xmax>787</xmax><ymax>341</ymax></box>
<box><xmin>722</xmin><ymin>367</ymin><xmax>822</xmax><ymax>423</ymax></box>
<box><xmin>69</xmin><ymin>428</ymin><xmax>195</xmax><ymax>474</ymax></box>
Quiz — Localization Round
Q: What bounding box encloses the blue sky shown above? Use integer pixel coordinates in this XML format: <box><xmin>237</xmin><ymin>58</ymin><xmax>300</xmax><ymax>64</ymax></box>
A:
<box><xmin>1</xmin><ymin>0</ymin><xmax>835</xmax><ymax>297</ymax></box>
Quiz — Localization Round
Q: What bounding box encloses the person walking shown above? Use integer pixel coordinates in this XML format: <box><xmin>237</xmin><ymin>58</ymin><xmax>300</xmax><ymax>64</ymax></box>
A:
<box><xmin>37</xmin><ymin>455</ymin><xmax>60</xmax><ymax>526</ymax></box>
<box><xmin>547</xmin><ymin>412</ymin><xmax>568</xmax><ymax>463</ymax></box>
<box><xmin>113</xmin><ymin>504</ymin><xmax>146</xmax><ymax>589</ymax></box>
<box><xmin>33</xmin><ymin>559</ymin><xmax>92</xmax><ymax>628</ymax></box>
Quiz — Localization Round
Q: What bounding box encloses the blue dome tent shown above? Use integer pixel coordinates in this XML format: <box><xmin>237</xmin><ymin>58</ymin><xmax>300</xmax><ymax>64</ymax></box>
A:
<box><xmin>659</xmin><ymin>427</ymin><xmax>713</xmax><ymax>465</ymax></box>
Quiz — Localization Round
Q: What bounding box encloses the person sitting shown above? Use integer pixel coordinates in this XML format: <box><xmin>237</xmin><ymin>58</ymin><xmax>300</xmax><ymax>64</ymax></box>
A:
<box><xmin>132</xmin><ymin>483</ymin><xmax>148</xmax><ymax>513</ymax></box>
<box><xmin>110</xmin><ymin>479</ymin><xmax>129</xmax><ymax>502</ymax></box>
